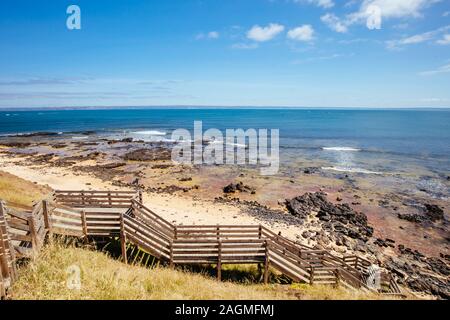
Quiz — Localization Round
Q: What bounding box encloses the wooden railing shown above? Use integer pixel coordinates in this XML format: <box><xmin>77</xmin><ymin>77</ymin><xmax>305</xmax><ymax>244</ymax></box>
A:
<box><xmin>1</xmin><ymin>201</ymin><xmax>20</xmax><ymax>299</ymax></box>
<box><xmin>53</xmin><ymin>190</ymin><xmax>142</xmax><ymax>209</ymax></box>
<box><xmin>1</xmin><ymin>190</ymin><xmax>402</xmax><ymax>298</ymax></box>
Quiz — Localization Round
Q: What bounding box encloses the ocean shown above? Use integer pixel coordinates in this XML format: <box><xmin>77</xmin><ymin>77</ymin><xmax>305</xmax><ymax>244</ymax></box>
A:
<box><xmin>1</xmin><ymin>108</ymin><xmax>449</xmax><ymax>178</ymax></box>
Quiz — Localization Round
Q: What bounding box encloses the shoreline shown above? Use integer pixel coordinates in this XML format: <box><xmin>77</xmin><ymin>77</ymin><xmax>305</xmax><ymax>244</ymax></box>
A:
<box><xmin>0</xmin><ymin>137</ymin><xmax>448</xmax><ymax>299</ymax></box>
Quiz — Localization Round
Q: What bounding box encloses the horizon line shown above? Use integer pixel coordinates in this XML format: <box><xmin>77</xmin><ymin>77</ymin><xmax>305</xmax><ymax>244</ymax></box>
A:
<box><xmin>1</xmin><ymin>105</ymin><xmax>450</xmax><ymax>111</ymax></box>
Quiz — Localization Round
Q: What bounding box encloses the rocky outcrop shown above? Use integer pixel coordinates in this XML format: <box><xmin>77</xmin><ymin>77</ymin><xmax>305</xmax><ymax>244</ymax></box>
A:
<box><xmin>385</xmin><ymin>247</ymin><xmax>450</xmax><ymax>299</ymax></box>
<box><xmin>285</xmin><ymin>192</ymin><xmax>373</xmax><ymax>242</ymax></box>
<box><xmin>424</xmin><ymin>204</ymin><xmax>444</xmax><ymax>221</ymax></box>
<box><xmin>398</xmin><ymin>203</ymin><xmax>445</xmax><ymax>224</ymax></box>
<box><xmin>100</xmin><ymin>162</ymin><xmax>127</xmax><ymax>169</ymax></box>
<box><xmin>0</xmin><ymin>141</ymin><xmax>31</xmax><ymax>148</ymax></box>
<box><xmin>123</xmin><ymin>148</ymin><xmax>172</xmax><ymax>161</ymax></box>
<box><xmin>398</xmin><ymin>213</ymin><xmax>425</xmax><ymax>223</ymax></box>
<box><xmin>223</xmin><ymin>182</ymin><xmax>256</xmax><ymax>194</ymax></box>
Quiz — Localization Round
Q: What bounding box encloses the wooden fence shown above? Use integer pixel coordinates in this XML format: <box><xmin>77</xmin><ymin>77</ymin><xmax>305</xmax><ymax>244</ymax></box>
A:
<box><xmin>1</xmin><ymin>189</ymin><xmax>403</xmax><ymax>298</ymax></box>
<box><xmin>53</xmin><ymin>190</ymin><xmax>142</xmax><ymax>208</ymax></box>
<box><xmin>1</xmin><ymin>201</ymin><xmax>19</xmax><ymax>298</ymax></box>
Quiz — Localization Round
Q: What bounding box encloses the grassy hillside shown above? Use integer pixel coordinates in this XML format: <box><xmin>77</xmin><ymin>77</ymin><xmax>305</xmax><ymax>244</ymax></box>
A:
<box><xmin>0</xmin><ymin>170</ymin><xmax>50</xmax><ymax>208</ymax></box>
<box><xmin>11</xmin><ymin>243</ymin><xmax>385</xmax><ymax>300</ymax></box>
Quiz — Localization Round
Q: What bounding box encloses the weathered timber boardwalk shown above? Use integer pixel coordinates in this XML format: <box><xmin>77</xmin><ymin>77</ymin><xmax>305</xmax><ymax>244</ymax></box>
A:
<box><xmin>0</xmin><ymin>190</ymin><xmax>402</xmax><ymax>299</ymax></box>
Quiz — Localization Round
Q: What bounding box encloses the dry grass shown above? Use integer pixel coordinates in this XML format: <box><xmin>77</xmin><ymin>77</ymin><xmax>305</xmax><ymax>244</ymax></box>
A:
<box><xmin>0</xmin><ymin>170</ymin><xmax>50</xmax><ymax>208</ymax></box>
<box><xmin>11</xmin><ymin>243</ymin><xmax>389</xmax><ymax>300</ymax></box>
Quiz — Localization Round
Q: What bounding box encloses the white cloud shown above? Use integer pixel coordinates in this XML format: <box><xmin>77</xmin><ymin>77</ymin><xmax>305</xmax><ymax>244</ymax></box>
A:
<box><xmin>292</xmin><ymin>53</ymin><xmax>351</xmax><ymax>64</ymax></box>
<box><xmin>400</xmin><ymin>34</ymin><xmax>433</xmax><ymax>44</ymax></box>
<box><xmin>287</xmin><ymin>25</ymin><xmax>315</xmax><ymax>41</ymax></box>
<box><xmin>231</xmin><ymin>43</ymin><xmax>259</xmax><ymax>50</ymax></box>
<box><xmin>358</xmin><ymin>0</ymin><xmax>439</xmax><ymax>19</ymax></box>
<box><xmin>195</xmin><ymin>31</ymin><xmax>220</xmax><ymax>40</ymax></box>
<box><xmin>436</xmin><ymin>34</ymin><xmax>450</xmax><ymax>45</ymax></box>
<box><xmin>208</xmin><ymin>31</ymin><xmax>219</xmax><ymax>39</ymax></box>
<box><xmin>294</xmin><ymin>0</ymin><xmax>335</xmax><ymax>9</ymax></box>
<box><xmin>420</xmin><ymin>63</ymin><xmax>450</xmax><ymax>76</ymax></box>
<box><xmin>444</xmin><ymin>11</ymin><xmax>450</xmax><ymax>17</ymax></box>
<box><xmin>322</xmin><ymin>0</ymin><xmax>441</xmax><ymax>32</ymax></box>
<box><xmin>321</xmin><ymin>13</ymin><xmax>348</xmax><ymax>33</ymax></box>
<box><xmin>247</xmin><ymin>23</ymin><xmax>285</xmax><ymax>42</ymax></box>
<box><xmin>386</xmin><ymin>25</ymin><xmax>450</xmax><ymax>49</ymax></box>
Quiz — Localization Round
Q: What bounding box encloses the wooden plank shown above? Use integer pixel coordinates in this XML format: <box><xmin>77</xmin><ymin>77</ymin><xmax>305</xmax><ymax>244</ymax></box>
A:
<box><xmin>123</xmin><ymin>225</ymin><xmax>170</xmax><ymax>253</ymax></box>
<box><xmin>55</xmin><ymin>190</ymin><xmax>137</xmax><ymax>194</ymax></box>
<box><xmin>28</xmin><ymin>216</ymin><xmax>38</xmax><ymax>254</ymax></box>
<box><xmin>5</xmin><ymin>210</ymin><xmax>30</xmax><ymax>222</ymax></box>
<box><xmin>9</xmin><ymin>233</ymin><xmax>32</xmax><ymax>242</ymax></box>
<box><xmin>6</xmin><ymin>220</ymin><xmax>30</xmax><ymax>232</ymax></box>
<box><xmin>217</xmin><ymin>241</ymin><xmax>222</xmax><ymax>281</ymax></box>
<box><xmin>125</xmin><ymin>232</ymin><xmax>169</xmax><ymax>261</ymax></box>
<box><xmin>263</xmin><ymin>241</ymin><xmax>269</xmax><ymax>284</ymax></box>
<box><xmin>124</xmin><ymin>218</ymin><xmax>171</xmax><ymax>246</ymax></box>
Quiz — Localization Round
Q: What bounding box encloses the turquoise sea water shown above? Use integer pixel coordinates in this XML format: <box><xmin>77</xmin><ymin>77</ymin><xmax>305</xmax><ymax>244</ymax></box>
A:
<box><xmin>1</xmin><ymin>108</ymin><xmax>449</xmax><ymax>177</ymax></box>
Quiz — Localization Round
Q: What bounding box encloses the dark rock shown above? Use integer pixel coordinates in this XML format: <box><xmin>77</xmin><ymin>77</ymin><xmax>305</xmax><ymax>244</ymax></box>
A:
<box><xmin>223</xmin><ymin>182</ymin><xmax>255</xmax><ymax>194</ymax></box>
<box><xmin>374</xmin><ymin>238</ymin><xmax>395</xmax><ymax>248</ymax></box>
<box><xmin>378</xmin><ymin>199</ymin><xmax>390</xmax><ymax>207</ymax></box>
<box><xmin>152</xmin><ymin>164</ymin><xmax>173</xmax><ymax>169</ymax></box>
<box><xmin>398</xmin><ymin>213</ymin><xmax>425</xmax><ymax>223</ymax></box>
<box><xmin>385</xmin><ymin>257</ymin><xmax>450</xmax><ymax>299</ymax></box>
<box><xmin>302</xmin><ymin>167</ymin><xmax>319</xmax><ymax>174</ymax></box>
<box><xmin>302</xmin><ymin>231</ymin><xmax>312</xmax><ymax>239</ymax></box>
<box><xmin>100</xmin><ymin>162</ymin><xmax>126</xmax><ymax>169</ymax></box>
<box><xmin>52</xmin><ymin>143</ymin><xmax>67</xmax><ymax>149</ymax></box>
<box><xmin>398</xmin><ymin>204</ymin><xmax>444</xmax><ymax>224</ymax></box>
<box><xmin>423</xmin><ymin>204</ymin><xmax>444</xmax><ymax>221</ymax></box>
<box><xmin>285</xmin><ymin>192</ymin><xmax>373</xmax><ymax>242</ymax></box>
<box><xmin>123</xmin><ymin>148</ymin><xmax>171</xmax><ymax>161</ymax></box>
<box><xmin>121</xmin><ymin>138</ymin><xmax>134</xmax><ymax>143</ymax></box>
<box><xmin>0</xmin><ymin>142</ymin><xmax>31</xmax><ymax>148</ymax></box>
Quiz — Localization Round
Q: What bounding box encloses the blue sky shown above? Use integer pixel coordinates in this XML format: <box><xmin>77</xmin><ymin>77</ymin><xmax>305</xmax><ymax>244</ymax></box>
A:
<box><xmin>0</xmin><ymin>0</ymin><xmax>449</xmax><ymax>108</ymax></box>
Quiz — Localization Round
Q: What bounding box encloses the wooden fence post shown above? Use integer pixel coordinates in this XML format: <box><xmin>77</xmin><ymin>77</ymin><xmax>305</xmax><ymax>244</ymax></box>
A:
<box><xmin>263</xmin><ymin>240</ymin><xmax>269</xmax><ymax>284</ymax></box>
<box><xmin>42</xmin><ymin>200</ymin><xmax>53</xmax><ymax>242</ymax></box>
<box><xmin>119</xmin><ymin>213</ymin><xmax>128</xmax><ymax>264</ymax></box>
<box><xmin>108</xmin><ymin>192</ymin><xmax>112</xmax><ymax>207</ymax></box>
<box><xmin>258</xmin><ymin>225</ymin><xmax>262</xmax><ymax>239</ymax></box>
<box><xmin>138</xmin><ymin>190</ymin><xmax>143</xmax><ymax>204</ymax></box>
<box><xmin>81</xmin><ymin>210</ymin><xmax>88</xmax><ymax>241</ymax></box>
<box><xmin>334</xmin><ymin>269</ymin><xmax>341</xmax><ymax>288</ymax></box>
<box><xmin>169</xmin><ymin>240</ymin><xmax>174</xmax><ymax>268</ymax></box>
<box><xmin>217</xmin><ymin>240</ymin><xmax>222</xmax><ymax>281</ymax></box>
<box><xmin>0</xmin><ymin>267</ymin><xmax>5</xmax><ymax>299</ymax></box>
<box><xmin>0</xmin><ymin>233</ymin><xmax>10</xmax><ymax>283</ymax></box>
<box><xmin>309</xmin><ymin>266</ymin><xmax>315</xmax><ymax>285</ymax></box>
<box><xmin>42</xmin><ymin>200</ymin><xmax>50</xmax><ymax>229</ymax></box>
<box><xmin>0</xmin><ymin>202</ymin><xmax>17</xmax><ymax>280</ymax></box>
<box><xmin>28</xmin><ymin>215</ymin><xmax>38</xmax><ymax>255</ymax></box>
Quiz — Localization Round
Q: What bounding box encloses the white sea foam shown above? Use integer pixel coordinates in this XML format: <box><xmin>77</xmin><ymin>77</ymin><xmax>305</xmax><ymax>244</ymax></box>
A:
<box><xmin>71</xmin><ymin>136</ymin><xmax>89</xmax><ymax>140</ymax></box>
<box><xmin>322</xmin><ymin>147</ymin><xmax>361</xmax><ymax>152</ymax></box>
<box><xmin>322</xmin><ymin>166</ymin><xmax>382</xmax><ymax>175</ymax></box>
<box><xmin>132</xmin><ymin>130</ymin><xmax>166</xmax><ymax>136</ymax></box>
<box><xmin>209</xmin><ymin>140</ymin><xmax>247</xmax><ymax>148</ymax></box>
